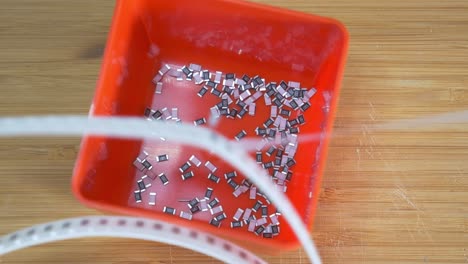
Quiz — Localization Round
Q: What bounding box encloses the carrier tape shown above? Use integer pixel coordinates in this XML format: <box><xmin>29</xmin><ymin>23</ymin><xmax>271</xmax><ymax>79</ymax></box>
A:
<box><xmin>0</xmin><ymin>115</ymin><xmax>322</xmax><ymax>264</ymax></box>
<box><xmin>0</xmin><ymin>216</ymin><xmax>266</xmax><ymax>264</ymax></box>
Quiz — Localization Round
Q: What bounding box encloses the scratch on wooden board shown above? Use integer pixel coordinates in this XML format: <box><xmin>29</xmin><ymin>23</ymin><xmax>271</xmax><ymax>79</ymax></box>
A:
<box><xmin>365</xmin><ymin>148</ymin><xmax>375</xmax><ymax>159</ymax></box>
<box><xmin>333</xmin><ymin>237</ymin><xmax>344</xmax><ymax>262</ymax></box>
<box><xmin>393</xmin><ymin>184</ymin><xmax>421</xmax><ymax>211</ymax></box>
<box><xmin>368</xmin><ymin>101</ymin><xmax>376</xmax><ymax>121</ymax></box>
<box><xmin>359</xmin><ymin>221</ymin><xmax>367</xmax><ymax>262</ymax></box>
<box><xmin>361</xmin><ymin>124</ymin><xmax>370</xmax><ymax>140</ymax></box>
<box><xmin>364</xmin><ymin>101</ymin><xmax>378</xmax><ymax>161</ymax></box>
<box><xmin>169</xmin><ymin>246</ymin><xmax>174</xmax><ymax>264</ymax></box>
<box><xmin>404</xmin><ymin>224</ymin><xmax>416</xmax><ymax>242</ymax></box>
<box><xmin>368</xmin><ymin>101</ymin><xmax>375</xmax><ymax>112</ymax></box>
<box><xmin>416</xmin><ymin>214</ymin><xmax>434</xmax><ymax>243</ymax></box>
<box><xmin>450</xmin><ymin>168</ymin><xmax>465</xmax><ymax>185</ymax></box>
<box><xmin>356</xmin><ymin>147</ymin><xmax>362</xmax><ymax>178</ymax></box>
<box><xmin>339</xmin><ymin>209</ymin><xmax>343</xmax><ymax>231</ymax></box>
<box><xmin>299</xmin><ymin>247</ymin><xmax>303</xmax><ymax>264</ymax></box>
<box><xmin>18</xmin><ymin>147</ymin><xmax>48</xmax><ymax>155</ymax></box>
<box><xmin>331</xmin><ymin>207</ymin><xmax>345</xmax><ymax>262</ymax></box>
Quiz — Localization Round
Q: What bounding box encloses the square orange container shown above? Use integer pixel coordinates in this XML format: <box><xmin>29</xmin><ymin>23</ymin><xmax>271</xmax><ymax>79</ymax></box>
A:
<box><xmin>72</xmin><ymin>0</ymin><xmax>348</xmax><ymax>253</ymax></box>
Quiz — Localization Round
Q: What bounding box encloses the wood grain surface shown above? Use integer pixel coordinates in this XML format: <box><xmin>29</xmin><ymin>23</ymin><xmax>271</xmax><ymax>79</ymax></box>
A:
<box><xmin>1</xmin><ymin>0</ymin><xmax>467</xmax><ymax>263</ymax></box>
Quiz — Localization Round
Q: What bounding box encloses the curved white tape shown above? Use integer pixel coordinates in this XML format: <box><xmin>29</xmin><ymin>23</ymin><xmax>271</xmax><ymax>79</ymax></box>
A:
<box><xmin>0</xmin><ymin>216</ymin><xmax>266</xmax><ymax>264</ymax></box>
<box><xmin>0</xmin><ymin>115</ymin><xmax>321</xmax><ymax>264</ymax></box>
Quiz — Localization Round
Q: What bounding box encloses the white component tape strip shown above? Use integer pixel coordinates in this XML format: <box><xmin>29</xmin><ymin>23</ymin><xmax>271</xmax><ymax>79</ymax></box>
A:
<box><xmin>0</xmin><ymin>216</ymin><xmax>266</xmax><ymax>264</ymax></box>
<box><xmin>0</xmin><ymin>115</ymin><xmax>321</xmax><ymax>264</ymax></box>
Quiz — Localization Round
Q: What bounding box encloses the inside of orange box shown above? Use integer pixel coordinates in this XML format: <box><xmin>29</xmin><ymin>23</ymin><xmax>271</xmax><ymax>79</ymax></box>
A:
<box><xmin>73</xmin><ymin>0</ymin><xmax>347</xmax><ymax>248</ymax></box>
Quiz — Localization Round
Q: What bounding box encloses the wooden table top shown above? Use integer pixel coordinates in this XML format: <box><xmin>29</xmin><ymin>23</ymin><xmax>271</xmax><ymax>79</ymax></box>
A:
<box><xmin>1</xmin><ymin>0</ymin><xmax>467</xmax><ymax>263</ymax></box>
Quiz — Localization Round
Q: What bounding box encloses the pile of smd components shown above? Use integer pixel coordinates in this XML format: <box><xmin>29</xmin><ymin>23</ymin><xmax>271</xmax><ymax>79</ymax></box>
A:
<box><xmin>132</xmin><ymin>63</ymin><xmax>316</xmax><ymax>238</ymax></box>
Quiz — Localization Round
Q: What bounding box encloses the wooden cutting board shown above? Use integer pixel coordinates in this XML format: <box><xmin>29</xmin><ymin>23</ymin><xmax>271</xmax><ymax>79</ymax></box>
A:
<box><xmin>0</xmin><ymin>0</ymin><xmax>467</xmax><ymax>263</ymax></box>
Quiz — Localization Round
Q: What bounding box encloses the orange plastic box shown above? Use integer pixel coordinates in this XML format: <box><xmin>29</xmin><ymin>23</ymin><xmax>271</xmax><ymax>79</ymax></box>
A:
<box><xmin>72</xmin><ymin>0</ymin><xmax>348</xmax><ymax>253</ymax></box>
